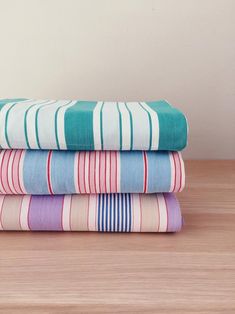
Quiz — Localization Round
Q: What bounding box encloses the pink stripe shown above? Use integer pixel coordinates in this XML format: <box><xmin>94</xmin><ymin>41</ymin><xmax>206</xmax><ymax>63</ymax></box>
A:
<box><xmin>110</xmin><ymin>152</ymin><xmax>116</xmax><ymax>192</ymax></box>
<box><xmin>143</xmin><ymin>152</ymin><xmax>148</xmax><ymax>193</ymax></box>
<box><xmin>173</xmin><ymin>152</ymin><xmax>181</xmax><ymax>192</ymax></box>
<box><xmin>89</xmin><ymin>152</ymin><xmax>96</xmax><ymax>193</ymax></box>
<box><xmin>78</xmin><ymin>152</ymin><xmax>86</xmax><ymax>193</ymax></box>
<box><xmin>1</xmin><ymin>150</ymin><xmax>14</xmax><ymax>194</ymax></box>
<box><xmin>172</xmin><ymin>152</ymin><xmax>177</xmax><ymax>192</ymax></box>
<box><xmin>47</xmin><ymin>151</ymin><xmax>53</xmax><ymax>194</ymax></box>
<box><xmin>99</xmin><ymin>151</ymin><xmax>106</xmax><ymax>193</ymax></box>
<box><xmin>156</xmin><ymin>194</ymin><xmax>160</xmax><ymax>232</ymax></box>
<box><xmin>115</xmin><ymin>152</ymin><xmax>118</xmax><ymax>192</ymax></box>
<box><xmin>76</xmin><ymin>153</ymin><xmax>81</xmax><ymax>193</ymax></box>
<box><xmin>13</xmin><ymin>150</ymin><xmax>24</xmax><ymax>194</ymax></box>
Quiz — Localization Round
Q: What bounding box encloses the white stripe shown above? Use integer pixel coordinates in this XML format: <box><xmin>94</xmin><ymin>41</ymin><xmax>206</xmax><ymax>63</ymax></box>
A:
<box><xmin>74</xmin><ymin>153</ymin><xmax>79</xmax><ymax>193</ymax></box>
<box><xmin>84</xmin><ymin>152</ymin><xmax>90</xmax><ymax>193</ymax></box>
<box><xmin>116</xmin><ymin>152</ymin><xmax>120</xmax><ymax>192</ymax></box>
<box><xmin>37</xmin><ymin>100</ymin><xmax>70</xmax><ymax>149</ymax></box>
<box><xmin>88</xmin><ymin>195</ymin><xmax>97</xmax><ymax>231</ymax></box>
<box><xmin>157</xmin><ymin>194</ymin><xmax>168</xmax><ymax>232</ymax></box>
<box><xmin>56</xmin><ymin>100</ymin><xmax>77</xmax><ymax>149</ymax></box>
<box><xmin>140</xmin><ymin>102</ymin><xmax>159</xmax><ymax>150</ymax></box>
<box><xmin>0</xmin><ymin>99</ymin><xmax>34</xmax><ymax>148</ymax></box>
<box><xmin>178</xmin><ymin>152</ymin><xmax>185</xmax><ymax>192</ymax></box>
<box><xmin>102</xmin><ymin>102</ymin><xmax>120</xmax><ymax>150</ymax></box>
<box><xmin>106</xmin><ymin>152</ymin><xmax>110</xmax><ymax>193</ymax></box>
<box><xmin>18</xmin><ymin>150</ymin><xmax>26</xmax><ymax>194</ymax></box>
<box><xmin>0</xmin><ymin>151</ymin><xmax>5</xmax><ymax>193</ymax></box>
<box><xmin>20</xmin><ymin>195</ymin><xmax>30</xmax><ymax>230</ymax></box>
<box><xmin>0</xmin><ymin>195</ymin><xmax>5</xmax><ymax>230</ymax></box>
<box><xmin>117</xmin><ymin>102</ymin><xmax>131</xmax><ymax>150</ymax></box>
<box><xmin>126</xmin><ymin>102</ymin><xmax>149</xmax><ymax>150</ymax></box>
<box><xmin>62</xmin><ymin>195</ymin><xmax>72</xmax><ymax>231</ymax></box>
<box><xmin>169</xmin><ymin>152</ymin><xmax>176</xmax><ymax>192</ymax></box>
<box><xmin>93</xmin><ymin>102</ymin><xmax>103</xmax><ymax>150</ymax></box>
<box><xmin>95</xmin><ymin>152</ymin><xmax>100</xmax><ymax>193</ymax></box>
<box><xmin>26</xmin><ymin>100</ymin><xmax>54</xmax><ymax>148</ymax></box>
<box><xmin>132</xmin><ymin>194</ymin><xmax>141</xmax><ymax>232</ymax></box>
<box><xmin>7</xmin><ymin>151</ymin><xmax>17</xmax><ymax>194</ymax></box>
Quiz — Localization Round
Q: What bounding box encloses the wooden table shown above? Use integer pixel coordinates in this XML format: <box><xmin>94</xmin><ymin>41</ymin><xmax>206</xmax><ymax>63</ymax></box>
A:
<box><xmin>0</xmin><ymin>161</ymin><xmax>234</xmax><ymax>313</ymax></box>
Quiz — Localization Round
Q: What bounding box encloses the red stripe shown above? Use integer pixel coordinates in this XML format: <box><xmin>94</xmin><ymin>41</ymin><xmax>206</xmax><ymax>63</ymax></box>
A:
<box><xmin>178</xmin><ymin>152</ymin><xmax>182</xmax><ymax>191</ymax></box>
<box><xmin>104</xmin><ymin>151</ymin><xmax>107</xmax><ymax>193</ymax></box>
<box><xmin>143</xmin><ymin>152</ymin><xmax>148</xmax><ymax>193</ymax></box>
<box><xmin>172</xmin><ymin>152</ymin><xmax>177</xmax><ymax>192</ymax></box>
<box><xmin>109</xmin><ymin>152</ymin><xmax>112</xmax><ymax>193</ymax></box>
<box><xmin>77</xmin><ymin>153</ymin><xmax>81</xmax><ymax>193</ymax></box>
<box><xmin>115</xmin><ymin>152</ymin><xmax>118</xmax><ymax>192</ymax></box>
<box><xmin>6</xmin><ymin>150</ymin><xmax>14</xmax><ymax>194</ymax></box>
<box><xmin>94</xmin><ymin>152</ymin><xmax>97</xmax><ymax>194</ymax></box>
<box><xmin>47</xmin><ymin>151</ymin><xmax>53</xmax><ymax>194</ymax></box>
<box><xmin>11</xmin><ymin>150</ymin><xmax>17</xmax><ymax>194</ymax></box>
<box><xmin>99</xmin><ymin>151</ymin><xmax>101</xmax><ymax>193</ymax></box>
<box><xmin>17</xmin><ymin>150</ymin><xmax>25</xmax><ymax>194</ymax></box>
<box><xmin>0</xmin><ymin>151</ymin><xmax>7</xmax><ymax>194</ymax></box>
<box><xmin>83</xmin><ymin>152</ymin><xmax>87</xmax><ymax>194</ymax></box>
<box><xmin>88</xmin><ymin>152</ymin><xmax>91</xmax><ymax>193</ymax></box>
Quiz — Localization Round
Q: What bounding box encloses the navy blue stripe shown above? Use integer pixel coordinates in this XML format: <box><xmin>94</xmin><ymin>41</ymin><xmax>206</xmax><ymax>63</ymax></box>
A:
<box><xmin>105</xmin><ymin>194</ymin><xmax>108</xmax><ymax>232</ymax></box>
<box><xmin>121</xmin><ymin>194</ymin><xmax>124</xmax><ymax>232</ymax></box>
<box><xmin>117</xmin><ymin>194</ymin><xmax>120</xmax><ymax>232</ymax></box>
<box><xmin>98</xmin><ymin>195</ymin><xmax>101</xmax><ymax>232</ymax></box>
<box><xmin>128</xmin><ymin>194</ymin><xmax>131</xmax><ymax>232</ymax></box>
<box><xmin>110</xmin><ymin>194</ymin><xmax>112</xmax><ymax>232</ymax></box>
<box><xmin>113</xmin><ymin>194</ymin><xmax>116</xmax><ymax>232</ymax></box>
<box><xmin>125</xmin><ymin>194</ymin><xmax>128</xmax><ymax>232</ymax></box>
<box><xmin>102</xmin><ymin>194</ymin><xmax>105</xmax><ymax>232</ymax></box>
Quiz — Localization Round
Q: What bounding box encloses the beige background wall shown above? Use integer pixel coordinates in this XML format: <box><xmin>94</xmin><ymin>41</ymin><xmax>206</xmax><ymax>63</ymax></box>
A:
<box><xmin>0</xmin><ymin>0</ymin><xmax>234</xmax><ymax>159</ymax></box>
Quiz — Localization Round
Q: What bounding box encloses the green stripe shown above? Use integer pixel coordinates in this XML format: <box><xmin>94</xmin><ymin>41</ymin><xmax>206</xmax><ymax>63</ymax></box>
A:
<box><xmin>139</xmin><ymin>102</ymin><xmax>152</xmax><ymax>150</ymax></box>
<box><xmin>35</xmin><ymin>101</ymin><xmax>56</xmax><ymax>149</ymax></box>
<box><xmin>124</xmin><ymin>103</ymin><xmax>133</xmax><ymax>150</ymax></box>
<box><xmin>4</xmin><ymin>102</ymin><xmax>18</xmax><ymax>148</ymax></box>
<box><xmin>24</xmin><ymin>100</ymin><xmax>48</xmax><ymax>149</ymax></box>
<box><xmin>100</xmin><ymin>102</ymin><xmax>104</xmax><ymax>150</ymax></box>
<box><xmin>55</xmin><ymin>100</ymin><xmax>73</xmax><ymax>149</ymax></box>
<box><xmin>64</xmin><ymin>101</ymin><xmax>97</xmax><ymax>150</ymax></box>
<box><xmin>117</xmin><ymin>102</ymin><xmax>122</xmax><ymax>150</ymax></box>
<box><xmin>147</xmin><ymin>100</ymin><xmax>187</xmax><ymax>151</ymax></box>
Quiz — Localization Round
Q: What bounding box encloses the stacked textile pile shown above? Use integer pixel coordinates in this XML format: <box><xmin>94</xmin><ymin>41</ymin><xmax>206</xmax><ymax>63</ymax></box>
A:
<box><xmin>0</xmin><ymin>99</ymin><xmax>187</xmax><ymax>232</ymax></box>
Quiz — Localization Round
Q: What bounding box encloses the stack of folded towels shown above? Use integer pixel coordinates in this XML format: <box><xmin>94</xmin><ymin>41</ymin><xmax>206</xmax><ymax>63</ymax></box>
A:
<box><xmin>0</xmin><ymin>99</ymin><xmax>187</xmax><ymax>232</ymax></box>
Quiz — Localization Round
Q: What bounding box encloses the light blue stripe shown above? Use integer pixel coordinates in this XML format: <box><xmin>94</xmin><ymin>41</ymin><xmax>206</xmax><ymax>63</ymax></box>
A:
<box><xmin>50</xmin><ymin>151</ymin><xmax>76</xmax><ymax>194</ymax></box>
<box><xmin>120</xmin><ymin>152</ymin><xmax>144</xmax><ymax>192</ymax></box>
<box><xmin>23</xmin><ymin>150</ymin><xmax>49</xmax><ymax>194</ymax></box>
<box><xmin>147</xmin><ymin>152</ymin><xmax>171</xmax><ymax>192</ymax></box>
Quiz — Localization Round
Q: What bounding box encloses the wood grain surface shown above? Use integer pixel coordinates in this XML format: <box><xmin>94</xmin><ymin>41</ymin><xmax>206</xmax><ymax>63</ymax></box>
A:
<box><xmin>0</xmin><ymin>160</ymin><xmax>234</xmax><ymax>313</ymax></box>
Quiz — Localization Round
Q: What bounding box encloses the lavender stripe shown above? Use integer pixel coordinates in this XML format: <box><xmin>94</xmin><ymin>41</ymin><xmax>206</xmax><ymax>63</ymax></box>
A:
<box><xmin>28</xmin><ymin>195</ymin><xmax>63</xmax><ymax>231</ymax></box>
<box><xmin>164</xmin><ymin>193</ymin><xmax>182</xmax><ymax>232</ymax></box>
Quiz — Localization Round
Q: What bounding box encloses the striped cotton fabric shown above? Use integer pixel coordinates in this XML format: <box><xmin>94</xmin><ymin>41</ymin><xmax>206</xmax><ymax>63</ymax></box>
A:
<box><xmin>0</xmin><ymin>99</ymin><xmax>187</xmax><ymax>151</ymax></box>
<box><xmin>0</xmin><ymin>193</ymin><xmax>182</xmax><ymax>232</ymax></box>
<box><xmin>0</xmin><ymin>149</ymin><xmax>185</xmax><ymax>195</ymax></box>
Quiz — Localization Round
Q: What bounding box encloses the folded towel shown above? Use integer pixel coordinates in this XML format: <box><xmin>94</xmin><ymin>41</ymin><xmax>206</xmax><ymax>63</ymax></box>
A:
<box><xmin>0</xmin><ymin>99</ymin><xmax>187</xmax><ymax>151</ymax></box>
<box><xmin>0</xmin><ymin>150</ymin><xmax>184</xmax><ymax>194</ymax></box>
<box><xmin>0</xmin><ymin>193</ymin><xmax>182</xmax><ymax>232</ymax></box>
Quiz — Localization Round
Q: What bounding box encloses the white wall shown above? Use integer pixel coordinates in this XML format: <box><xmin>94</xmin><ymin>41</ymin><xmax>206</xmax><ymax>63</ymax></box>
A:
<box><xmin>0</xmin><ymin>0</ymin><xmax>234</xmax><ymax>159</ymax></box>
